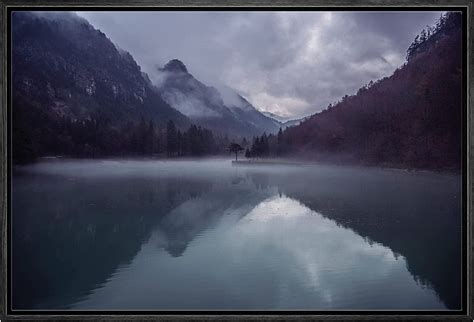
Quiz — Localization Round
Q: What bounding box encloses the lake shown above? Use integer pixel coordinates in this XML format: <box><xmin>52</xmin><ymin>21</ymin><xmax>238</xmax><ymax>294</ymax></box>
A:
<box><xmin>11</xmin><ymin>158</ymin><xmax>462</xmax><ymax>310</ymax></box>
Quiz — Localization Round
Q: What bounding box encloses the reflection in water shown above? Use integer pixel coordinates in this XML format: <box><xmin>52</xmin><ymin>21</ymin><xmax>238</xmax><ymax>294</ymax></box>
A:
<box><xmin>12</xmin><ymin>159</ymin><xmax>461</xmax><ymax>310</ymax></box>
<box><xmin>74</xmin><ymin>195</ymin><xmax>444</xmax><ymax>309</ymax></box>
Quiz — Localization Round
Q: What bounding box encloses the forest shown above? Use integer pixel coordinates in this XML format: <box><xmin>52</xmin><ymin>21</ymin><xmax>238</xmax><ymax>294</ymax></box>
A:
<box><xmin>13</xmin><ymin>110</ymin><xmax>227</xmax><ymax>160</ymax></box>
<box><xmin>244</xmin><ymin>12</ymin><xmax>463</xmax><ymax>170</ymax></box>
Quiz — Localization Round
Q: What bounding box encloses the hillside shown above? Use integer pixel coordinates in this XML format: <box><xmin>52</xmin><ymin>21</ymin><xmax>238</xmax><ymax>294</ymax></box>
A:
<box><xmin>263</xmin><ymin>111</ymin><xmax>307</xmax><ymax>129</ymax></box>
<box><xmin>11</xmin><ymin>12</ymin><xmax>190</xmax><ymax>161</ymax></box>
<box><xmin>155</xmin><ymin>59</ymin><xmax>280</xmax><ymax>137</ymax></box>
<box><xmin>279</xmin><ymin>12</ymin><xmax>462</xmax><ymax>170</ymax></box>
<box><xmin>262</xmin><ymin>111</ymin><xmax>289</xmax><ymax>123</ymax></box>
<box><xmin>11</xmin><ymin>12</ymin><xmax>282</xmax><ymax>162</ymax></box>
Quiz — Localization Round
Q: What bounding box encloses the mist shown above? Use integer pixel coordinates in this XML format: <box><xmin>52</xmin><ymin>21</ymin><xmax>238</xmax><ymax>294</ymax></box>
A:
<box><xmin>76</xmin><ymin>11</ymin><xmax>442</xmax><ymax>118</ymax></box>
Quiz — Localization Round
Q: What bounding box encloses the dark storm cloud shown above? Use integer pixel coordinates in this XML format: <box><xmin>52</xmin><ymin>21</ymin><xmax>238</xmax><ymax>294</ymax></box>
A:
<box><xmin>77</xmin><ymin>11</ymin><xmax>442</xmax><ymax>119</ymax></box>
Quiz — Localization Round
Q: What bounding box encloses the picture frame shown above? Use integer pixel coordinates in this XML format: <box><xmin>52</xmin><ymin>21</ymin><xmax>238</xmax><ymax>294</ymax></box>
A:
<box><xmin>1</xmin><ymin>0</ymin><xmax>472</xmax><ymax>320</ymax></box>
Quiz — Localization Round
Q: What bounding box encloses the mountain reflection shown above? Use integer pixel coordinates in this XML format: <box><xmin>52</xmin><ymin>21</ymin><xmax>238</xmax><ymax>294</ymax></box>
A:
<box><xmin>12</xmin><ymin>159</ymin><xmax>461</xmax><ymax>310</ymax></box>
<box><xmin>75</xmin><ymin>194</ymin><xmax>444</xmax><ymax>310</ymax></box>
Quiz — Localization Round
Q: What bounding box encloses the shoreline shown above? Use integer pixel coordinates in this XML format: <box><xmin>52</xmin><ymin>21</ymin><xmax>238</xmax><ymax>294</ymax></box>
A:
<box><xmin>13</xmin><ymin>155</ymin><xmax>461</xmax><ymax>175</ymax></box>
<box><xmin>231</xmin><ymin>158</ymin><xmax>461</xmax><ymax>175</ymax></box>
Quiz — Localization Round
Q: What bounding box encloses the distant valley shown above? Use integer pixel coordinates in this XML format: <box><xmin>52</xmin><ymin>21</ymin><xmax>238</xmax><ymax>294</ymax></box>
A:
<box><xmin>11</xmin><ymin>11</ymin><xmax>463</xmax><ymax>171</ymax></box>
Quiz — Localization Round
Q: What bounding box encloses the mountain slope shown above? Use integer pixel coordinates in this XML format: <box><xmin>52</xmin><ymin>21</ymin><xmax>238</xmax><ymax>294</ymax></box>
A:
<box><xmin>262</xmin><ymin>111</ymin><xmax>290</xmax><ymax>123</ymax></box>
<box><xmin>155</xmin><ymin>59</ymin><xmax>280</xmax><ymax>137</ymax></box>
<box><xmin>282</xmin><ymin>117</ymin><xmax>308</xmax><ymax>129</ymax></box>
<box><xmin>262</xmin><ymin>111</ymin><xmax>309</xmax><ymax>129</ymax></box>
<box><xmin>12</xmin><ymin>12</ymin><xmax>189</xmax><ymax>161</ymax></box>
<box><xmin>281</xmin><ymin>12</ymin><xmax>462</xmax><ymax>170</ymax></box>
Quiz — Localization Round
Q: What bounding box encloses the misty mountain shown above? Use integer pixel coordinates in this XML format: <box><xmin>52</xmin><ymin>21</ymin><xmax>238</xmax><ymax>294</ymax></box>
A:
<box><xmin>154</xmin><ymin>59</ymin><xmax>280</xmax><ymax>137</ymax></box>
<box><xmin>279</xmin><ymin>12</ymin><xmax>462</xmax><ymax>170</ymax></box>
<box><xmin>281</xmin><ymin>117</ymin><xmax>308</xmax><ymax>129</ymax></box>
<box><xmin>12</xmin><ymin>11</ymin><xmax>192</xmax><ymax>161</ymax></box>
<box><xmin>262</xmin><ymin>111</ymin><xmax>290</xmax><ymax>123</ymax></box>
<box><xmin>262</xmin><ymin>111</ymin><xmax>308</xmax><ymax>129</ymax></box>
<box><xmin>12</xmin><ymin>12</ymin><xmax>189</xmax><ymax>125</ymax></box>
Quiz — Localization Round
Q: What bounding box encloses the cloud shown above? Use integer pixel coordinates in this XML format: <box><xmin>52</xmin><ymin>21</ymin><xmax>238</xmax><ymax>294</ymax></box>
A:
<box><xmin>77</xmin><ymin>11</ymin><xmax>442</xmax><ymax>119</ymax></box>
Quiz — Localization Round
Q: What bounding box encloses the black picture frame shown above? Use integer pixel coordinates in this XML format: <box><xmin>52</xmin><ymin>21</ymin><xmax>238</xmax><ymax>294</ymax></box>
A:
<box><xmin>1</xmin><ymin>1</ymin><xmax>472</xmax><ymax>320</ymax></box>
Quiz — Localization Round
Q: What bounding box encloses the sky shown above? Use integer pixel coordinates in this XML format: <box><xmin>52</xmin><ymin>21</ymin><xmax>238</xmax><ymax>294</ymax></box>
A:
<box><xmin>77</xmin><ymin>11</ymin><xmax>443</xmax><ymax>120</ymax></box>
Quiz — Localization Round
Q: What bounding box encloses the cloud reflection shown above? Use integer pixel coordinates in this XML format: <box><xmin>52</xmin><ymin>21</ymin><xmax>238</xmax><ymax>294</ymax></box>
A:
<box><xmin>75</xmin><ymin>194</ymin><xmax>445</xmax><ymax>310</ymax></box>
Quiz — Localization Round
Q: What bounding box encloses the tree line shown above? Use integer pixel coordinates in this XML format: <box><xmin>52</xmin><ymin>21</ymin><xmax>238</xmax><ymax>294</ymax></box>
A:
<box><xmin>165</xmin><ymin>120</ymin><xmax>220</xmax><ymax>157</ymax></box>
<box><xmin>13</xmin><ymin>112</ymin><xmax>233</xmax><ymax>162</ymax></box>
<box><xmin>239</xmin><ymin>12</ymin><xmax>463</xmax><ymax>171</ymax></box>
<box><xmin>240</xmin><ymin>129</ymin><xmax>288</xmax><ymax>159</ymax></box>
<box><xmin>406</xmin><ymin>12</ymin><xmax>461</xmax><ymax>61</ymax></box>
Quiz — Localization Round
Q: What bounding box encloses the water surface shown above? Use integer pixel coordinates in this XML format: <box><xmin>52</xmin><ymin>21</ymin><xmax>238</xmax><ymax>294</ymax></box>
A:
<box><xmin>12</xmin><ymin>159</ymin><xmax>461</xmax><ymax>310</ymax></box>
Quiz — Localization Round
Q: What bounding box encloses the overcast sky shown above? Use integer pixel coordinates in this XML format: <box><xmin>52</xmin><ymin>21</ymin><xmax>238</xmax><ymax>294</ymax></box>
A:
<box><xmin>77</xmin><ymin>11</ymin><xmax>442</xmax><ymax>120</ymax></box>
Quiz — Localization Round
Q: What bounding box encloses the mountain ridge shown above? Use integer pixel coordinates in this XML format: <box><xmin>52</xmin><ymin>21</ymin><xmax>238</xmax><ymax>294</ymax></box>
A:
<box><xmin>154</xmin><ymin>59</ymin><xmax>281</xmax><ymax>136</ymax></box>
<box><xmin>11</xmin><ymin>12</ymin><xmax>279</xmax><ymax>161</ymax></box>
<box><xmin>277</xmin><ymin>12</ymin><xmax>462</xmax><ymax>170</ymax></box>
<box><xmin>12</xmin><ymin>11</ymin><xmax>188</xmax><ymax>125</ymax></box>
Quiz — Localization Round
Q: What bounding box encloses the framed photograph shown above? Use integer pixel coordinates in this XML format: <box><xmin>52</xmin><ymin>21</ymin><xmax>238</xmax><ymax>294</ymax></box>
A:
<box><xmin>1</xmin><ymin>1</ymin><xmax>472</xmax><ymax>320</ymax></box>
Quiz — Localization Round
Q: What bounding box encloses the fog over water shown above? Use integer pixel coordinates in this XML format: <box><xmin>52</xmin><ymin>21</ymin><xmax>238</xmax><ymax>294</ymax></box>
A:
<box><xmin>12</xmin><ymin>159</ymin><xmax>461</xmax><ymax>310</ymax></box>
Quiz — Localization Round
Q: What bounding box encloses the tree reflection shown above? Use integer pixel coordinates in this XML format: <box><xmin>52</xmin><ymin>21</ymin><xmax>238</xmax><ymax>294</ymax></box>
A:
<box><xmin>12</xmin><ymin>162</ymin><xmax>461</xmax><ymax>310</ymax></box>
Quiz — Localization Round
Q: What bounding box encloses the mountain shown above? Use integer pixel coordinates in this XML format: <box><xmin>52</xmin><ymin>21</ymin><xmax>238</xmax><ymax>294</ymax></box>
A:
<box><xmin>154</xmin><ymin>59</ymin><xmax>280</xmax><ymax>137</ymax></box>
<box><xmin>12</xmin><ymin>11</ymin><xmax>190</xmax><ymax>161</ymax></box>
<box><xmin>262</xmin><ymin>111</ymin><xmax>290</xmax><ymax>123</ymax></box>
<box><xmin>279</xmin><ymin>12</ymin><xmax>462</xmax><ymax>170</ymax></box>
<box><xmin>282</xmin><ymin>116</ymin><xmax>308</xmax><ymax>128</ymax></box>
<box><xmin>263</xmin><ymin>111</ymin><xmax>308</xmax><ymax>129</ymax></box>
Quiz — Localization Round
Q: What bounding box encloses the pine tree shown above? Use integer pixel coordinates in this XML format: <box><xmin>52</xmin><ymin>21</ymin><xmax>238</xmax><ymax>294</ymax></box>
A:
<box><xmin>145</xmin><ymin>119</ymin><xmax>155</xmax><ymax>154</ymax></box>
<box><xmin>277</xmin><ymin>128</ymin><xmax>283</xmax><ymax>156</ymax></box>
<box><xmin>166</xmin><ymin>120</ymin><xmax>177</xmax><ymax>157</ymax></box>
<box><xmin>245</xmin><ymin>148</ymin><xmax>250</xmax><ymax>159</ymax></box>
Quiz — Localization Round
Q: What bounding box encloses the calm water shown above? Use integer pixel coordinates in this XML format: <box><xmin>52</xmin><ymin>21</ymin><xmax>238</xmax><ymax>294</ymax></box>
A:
<box><xmin>12</xmin><ymin>159</ymin><xmax>462</xmax><ymax>310</ymax></box>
